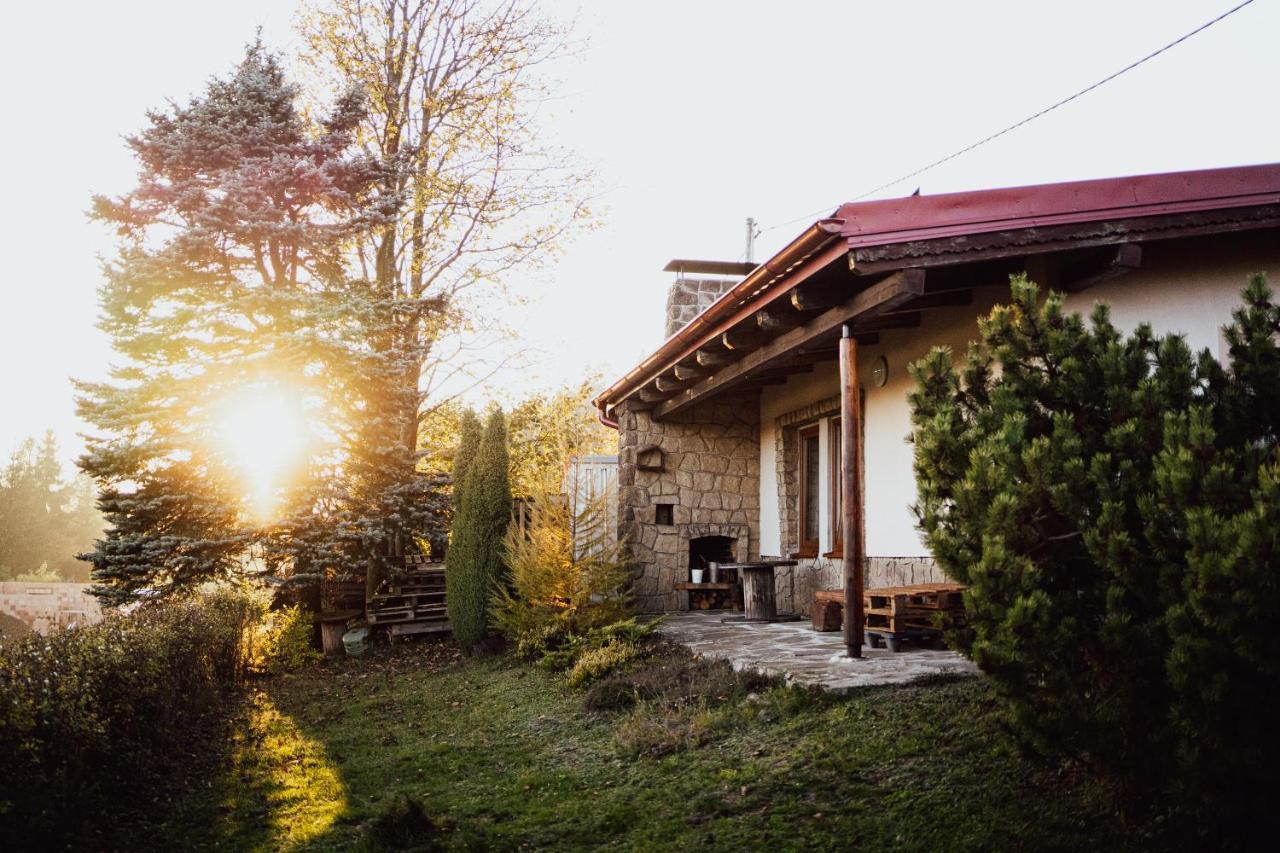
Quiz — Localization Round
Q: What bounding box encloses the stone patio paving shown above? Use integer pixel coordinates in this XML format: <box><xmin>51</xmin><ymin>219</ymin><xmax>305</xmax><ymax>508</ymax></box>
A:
<box><xmin>655</xmin><ymin>611</ymin><xmax>980</xmax><ymax>693</ymax></box>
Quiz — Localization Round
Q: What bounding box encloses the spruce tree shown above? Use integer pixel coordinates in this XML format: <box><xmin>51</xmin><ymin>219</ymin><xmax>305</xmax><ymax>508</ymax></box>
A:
<box><xmin>75</xmin><ymin>41</ymin><xmax>377</xmax><ymax>604</ymax></box>
<box><xmin>446</xmin><ymin>409</ymin><xmax>512</xmax><ymax>651</ymax></box>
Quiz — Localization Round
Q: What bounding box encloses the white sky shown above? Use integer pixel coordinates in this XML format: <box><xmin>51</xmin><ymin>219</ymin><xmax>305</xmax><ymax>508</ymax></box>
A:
<box><xmin>1</xmin><ymin>0</ymin><xmax>1277</xmax><ymax>464</ymax></box>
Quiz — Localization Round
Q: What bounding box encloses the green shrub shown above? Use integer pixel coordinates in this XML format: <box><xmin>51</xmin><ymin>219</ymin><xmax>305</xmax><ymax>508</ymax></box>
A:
<box><xmin>255</xmin><ymin>604</ymin><xmax>320</xmax><ymax>675</ymax></box>
<box><xmin>525</xmin><ymin>617</ymin><xmax>658</xmax><ymax>684</ymax></box>
<box><xmin>910</xmin><ymin>274</ymin><xmax>1280</xmax><ymax>829</ymax></box>
<box><xmin>446</xmin><ymin>409</ymin><xmax>512</xmax><ymax>652</ymax></box>
<box><xmin>450</xmin><ymin>408</ymin><xmax>483</xmax><ymax>514</ymax></box>
<box><xmin>583</xmin><ymin>647</ymin><xmax>775</xmax><ymax>714</ymax></box>
<box><xmin>491</xmin><ymin>491</ymin><xmax>632</xmax><ymax>659</ymax></box>
<box><xmin>0</xmin><ymin>591</ymin><xmax>259</xmax><ymax>847</ymax></box>
<box><xmin>564</xmin><ymin>639</ymin><xmax>641</xmax><ymax>689</ymax></box>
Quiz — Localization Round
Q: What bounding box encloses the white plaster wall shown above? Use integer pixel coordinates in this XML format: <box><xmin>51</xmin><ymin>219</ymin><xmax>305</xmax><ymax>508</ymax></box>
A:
<box><xmin>1060</xmin><ymin>232</ymin><xmax>1278</xmax><ymax>358</ymax></box>
<box><xmin>757</xmin><ymin>229</ymin><xmax>1280</xmax><ymax>558</ymax></box>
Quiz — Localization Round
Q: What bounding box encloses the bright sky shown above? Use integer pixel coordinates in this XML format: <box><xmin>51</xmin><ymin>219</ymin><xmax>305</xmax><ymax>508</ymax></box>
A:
<box><xmin>1</xmin><ymin>0</ymin><xmax>1276</xmax><ymax>465</ymax></box>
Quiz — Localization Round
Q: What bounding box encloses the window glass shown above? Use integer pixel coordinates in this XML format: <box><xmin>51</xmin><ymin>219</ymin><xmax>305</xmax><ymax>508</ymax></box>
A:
<box><xmin>801</xmin><ymin>427</ymin><xmax>819</xmax><ymax>549</ymax></box>
<box><xmin>830</xmin><ymin>418</ymin><xmax>842</xmax><ymax>550</ymax></box>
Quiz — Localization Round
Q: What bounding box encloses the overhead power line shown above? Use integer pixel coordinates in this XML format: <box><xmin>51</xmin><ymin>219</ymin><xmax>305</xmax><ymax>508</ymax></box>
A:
<box><xmin>760</xmin><ymin>0</ymin><xmax>1257</xmax><ymax>235</ymax></box>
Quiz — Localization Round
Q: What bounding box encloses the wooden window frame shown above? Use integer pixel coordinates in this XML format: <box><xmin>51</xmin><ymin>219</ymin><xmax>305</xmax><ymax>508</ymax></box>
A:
<box><xmin>827</xmin><ymin>417</ymin><xmax>843</xmax><ymax>556</ymax></box>
<box><xmin>796</xmin><ymin>424</ymin><xmax>820</xmax><ymax>558</ymax></box>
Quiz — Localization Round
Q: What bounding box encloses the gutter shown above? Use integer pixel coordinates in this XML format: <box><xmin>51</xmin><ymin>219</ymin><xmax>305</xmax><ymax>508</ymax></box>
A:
<box><xmin>594</xmin><ymin>217</ymin><xmax>844</xmax><ymax>426</ymax></box>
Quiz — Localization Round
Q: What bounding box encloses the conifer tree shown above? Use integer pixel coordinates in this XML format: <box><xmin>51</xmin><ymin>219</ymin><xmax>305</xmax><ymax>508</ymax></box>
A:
<box><xmin>75</xmin><ymin>42</ymin><xmax>378</xmax><ymax>603</ymax></box>
<box><xmin>0</xmin><ymin>432</ymin><xmax>102</xmax><ymax>581</ymax></box>
<box><xmin>910</xmin><ymin>274</ymin><xmax>1280</xmax><ymax>825</ymax></box>
<box><xmin>451</xmin><ymin>409</ymin><xmax>484</xmax><ymax>515</ymax></box>
<box><xmin>446</xmin><ymin>409</ymin><xmax>512</xmax><ymax>651</ymax></box>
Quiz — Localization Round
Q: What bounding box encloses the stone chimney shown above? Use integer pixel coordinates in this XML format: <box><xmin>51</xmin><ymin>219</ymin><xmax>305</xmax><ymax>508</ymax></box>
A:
<box><xmin>661</xmin><ymin>259</ymin><xmax>757</xmax><ymax>340</ymax></box>
<box><xmin>664</xmin><ymin>277</ymin><xmax>738</xmax><ymax>340</ymax></box>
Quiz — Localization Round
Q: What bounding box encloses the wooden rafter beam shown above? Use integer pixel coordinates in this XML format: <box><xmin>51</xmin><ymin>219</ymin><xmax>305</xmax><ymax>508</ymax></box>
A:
<box><xmin>1060</xmin><ymin>243</ymin><xmax>1142</xmax><ymax>292</ymax></box>
<box><xmin>672</xmin><ymin>363</ymin><xmax>705</xmax><ymax>382</ymax></box>
<box><xmin>756</xmin><ymin>306</ymin><xmax>815</xmax><ymax>335</ymax></box>
<box><xmin>722</xmin><ymin>325</ymin><xmax>769</xmax><ymax>353</ymax></box>
<box><xmin>636</xmin><ymin>387</ymin><xmax>668</xmax><ymax>403</ymax></box>
<box><xmin>694</xmin><ymin>348</ymin><xmax>732</xmax><ymax>368</ymax></box>
<box><xmin>654</xmin><ymin>269</ymin><xmax>926</xmax><ymax>418</ymax></box>
<box><xmin>790</xmin><ymin>279</ymin><xmax>854</xmax><ymax>312</ymax></box>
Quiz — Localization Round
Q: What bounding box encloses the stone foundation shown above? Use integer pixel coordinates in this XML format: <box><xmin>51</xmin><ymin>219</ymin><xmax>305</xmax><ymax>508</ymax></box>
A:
<box><xmin>617</xmin><ymin>393</ymin><xmax>761</xmax><ymax>613</ymax></box>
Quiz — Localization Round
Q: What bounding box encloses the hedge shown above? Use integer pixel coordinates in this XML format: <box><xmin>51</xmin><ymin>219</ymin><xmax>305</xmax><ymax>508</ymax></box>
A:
<box><xmin>0</xmin><ymin>591</ymin><xmax>259</xmax><ymax>847</ymax></box>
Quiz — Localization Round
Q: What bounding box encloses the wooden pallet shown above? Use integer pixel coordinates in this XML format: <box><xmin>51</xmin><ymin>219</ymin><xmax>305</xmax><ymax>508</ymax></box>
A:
<box><xmin>813</xmin><ymin>583</ymin><xmax>966</xmax><ymax>647</ymax></box>
<box><xmin>390</xmin><ymin>620</ymin><xmax>452</xmax><ymax>636</ymax></box>
<box><xmin>367</xmin><ymin>561</ymin><xmax>451</xmax><ymax>634</ymax></box>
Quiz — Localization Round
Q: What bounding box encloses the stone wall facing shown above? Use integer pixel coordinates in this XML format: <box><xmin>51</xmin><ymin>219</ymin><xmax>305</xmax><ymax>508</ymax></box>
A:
<box><xmin>664</xmin><ymin>277</ymin><xmax>738</xmax><ymax>340</ymax></box>
<box><xmin>617</xmin><ymin>392</ymin><xmax>761</xmax><ymax>613</ymax></box>
<box><xmin>771</xmin><ymin>556</ymin><xmax>949</xmax><ymax>616</ymax></box>
<box><xmin>0</xmin><ymin>582</ymin><xmax>102</xmax><ymax>636</ymax></box>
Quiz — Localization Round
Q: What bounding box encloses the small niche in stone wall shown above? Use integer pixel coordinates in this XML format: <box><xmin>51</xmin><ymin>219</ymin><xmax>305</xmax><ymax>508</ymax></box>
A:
<box><xmin>654</xmin><ymin>503</ymin><xmax>674</xmax><ymax>526</ymax></box>
<box><xmin>636</xmin><ymin>445</ymin><xmax>666</xmax><ymax>472</ymax></box>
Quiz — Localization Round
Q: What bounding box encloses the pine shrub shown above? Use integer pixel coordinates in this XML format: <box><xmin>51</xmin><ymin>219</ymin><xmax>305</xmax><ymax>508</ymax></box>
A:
<box><xmin>445</xmin><ymin>409</ymin><xmax>512</xmax><ymax>652</ymax></box>
<box><xmin>910</xmin><ymin>274</ymin><xmax>1280</xmax><ymax>829</ymax></box>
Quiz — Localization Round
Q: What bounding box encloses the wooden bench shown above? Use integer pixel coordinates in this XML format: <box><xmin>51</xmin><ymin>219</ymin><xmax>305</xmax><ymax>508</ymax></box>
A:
<box><xmin>813</xmin><ymin>583</ymin><xmax>966</xmax><ymax>649</ymax></box>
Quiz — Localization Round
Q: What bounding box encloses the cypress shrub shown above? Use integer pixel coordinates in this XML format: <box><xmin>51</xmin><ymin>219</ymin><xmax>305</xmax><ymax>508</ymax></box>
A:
<box><xmin>909</xmin><ymin>274</ymin><xmax>1280</xmax><ymax>833</ymax></box>
<box><xmin>446</xmin><ymin>409</ymin><xmax>512</xmax><ymax>651</ymax></box>
<box><xmin>450</xmin><ymin>408</ymin><xmax>483</xmax><ymax>515</ymax></box>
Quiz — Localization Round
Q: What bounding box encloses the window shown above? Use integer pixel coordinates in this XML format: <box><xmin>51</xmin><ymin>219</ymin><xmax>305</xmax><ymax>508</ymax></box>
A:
<box><xmin>655</xmin><ymin>503</ymin><xmax>674</xmax><ymax>526</ymax></box>
<box><xmin>797</xmin><ymin>424</ymin><xmax>820</xmax><ymax>556</ymax></box>
<box><xmin>830</xmin><ymin>418</ymin><xmax>842</xmax><ymax>554</ymax></box>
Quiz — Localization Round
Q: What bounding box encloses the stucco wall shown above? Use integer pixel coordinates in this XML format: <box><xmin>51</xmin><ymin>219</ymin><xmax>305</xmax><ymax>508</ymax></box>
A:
<box><xmin>759</xmin><ymin>229</ymin><xmax>1280</xmax><ymax>566</ymax></box>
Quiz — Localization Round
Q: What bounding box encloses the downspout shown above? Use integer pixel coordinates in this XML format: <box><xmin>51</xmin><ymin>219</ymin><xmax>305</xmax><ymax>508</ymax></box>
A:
<box><xmin>597</xmin><ymin>403</ymin><xmax>618</xmax><ymax>430</ymax></box>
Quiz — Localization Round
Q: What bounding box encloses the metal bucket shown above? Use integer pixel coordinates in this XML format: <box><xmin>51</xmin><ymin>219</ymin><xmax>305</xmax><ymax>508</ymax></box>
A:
<box><xmin>342</xmin><ymin>626</ymin><xmax>370</xmax><ymax>657</ymax></box>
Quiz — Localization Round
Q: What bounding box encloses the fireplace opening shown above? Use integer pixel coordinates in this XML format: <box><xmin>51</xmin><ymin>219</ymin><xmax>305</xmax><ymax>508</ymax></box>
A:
<box><xmin>687</xmin><ymin>535</ymin><xmax>738</xmax><ymax>610</ymax></box>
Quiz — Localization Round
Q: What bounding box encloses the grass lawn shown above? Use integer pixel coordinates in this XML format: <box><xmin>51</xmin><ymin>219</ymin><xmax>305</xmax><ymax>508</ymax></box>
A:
<box><xmin>138</xmin><ymin>639</ymin><xmax>1143</xmax><ymax>852</ymax></box>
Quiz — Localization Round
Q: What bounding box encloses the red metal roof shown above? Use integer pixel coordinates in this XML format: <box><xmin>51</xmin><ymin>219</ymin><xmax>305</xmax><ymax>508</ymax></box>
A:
<box><xmin>835</xmin><ymin>162</ymin><xmax>1280</xmax><ymax>248</ymax></box>
<box><xmin>595</xmin><ymin>162</ymin><xmax>1280</xmax><ymax>413</ymax></box>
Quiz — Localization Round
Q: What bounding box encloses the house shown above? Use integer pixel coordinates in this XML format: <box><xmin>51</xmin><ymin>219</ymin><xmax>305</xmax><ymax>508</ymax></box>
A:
<box><xmin>593</xmin><ymin>163</ymin><xmax>1280</xmax><ymax>618</ymax></box>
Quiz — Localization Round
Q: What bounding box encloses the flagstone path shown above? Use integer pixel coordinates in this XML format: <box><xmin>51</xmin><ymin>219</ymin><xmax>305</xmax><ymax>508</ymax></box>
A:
<box><xmin>656</xmin><ymin>611</ymin><xmax>979</xmax><ymax>693</ymax></box>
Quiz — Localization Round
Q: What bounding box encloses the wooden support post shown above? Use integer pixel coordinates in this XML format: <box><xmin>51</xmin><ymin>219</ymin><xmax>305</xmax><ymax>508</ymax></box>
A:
<box><xmin>840</xmin><ymin>325</ymin><xmax>866</xmax><ymax>657</ymax></box>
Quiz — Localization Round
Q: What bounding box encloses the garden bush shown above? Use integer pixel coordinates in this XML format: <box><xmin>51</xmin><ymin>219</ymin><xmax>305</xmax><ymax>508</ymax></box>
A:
<box><xmin>0</xmin><ymin>590</ymin><xmax>259</xmax><ymax>847</ymax></box>
<box><xmin>910</xmin><ymin>274</ymin><xmax>1280</xmax><ymax>832</ymax></box>
<box><xmin>446</xmin><ymin>409</ymin><xmax>512</xmax><ymax>652</ymax></box>
<box><xmin>491</xmin><ymin>490</ymin><xmax>632</xmax><ymax>661</ymax></box>
<box><xmin>254</xmin><ymin>603</ymin><xmax>321</xmax><ymax>675</ymax></box>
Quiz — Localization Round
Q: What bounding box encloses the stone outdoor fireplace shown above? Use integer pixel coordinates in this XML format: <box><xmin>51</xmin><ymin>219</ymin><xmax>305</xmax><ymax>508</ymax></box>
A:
<box><xmin>616</xmin><ymin>394</ymin><xmax>761</xmax><ymax>612</ymax></box>
<box><xmin>687</xmin><ymin>533</ymin><xmax>741</xmax><ymax>610</ymax></box>
<box><xmin>688</xmin><ymin>534</ymin><xmax>736</xmax><ymax>578</ymax></box>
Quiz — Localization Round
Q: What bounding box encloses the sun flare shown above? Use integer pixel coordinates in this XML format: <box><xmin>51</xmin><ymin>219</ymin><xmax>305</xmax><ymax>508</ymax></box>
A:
<box><xmin>211</xmin><ymin>387</ymin><xmax>312</xmax><ymax>521</ymax></box>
